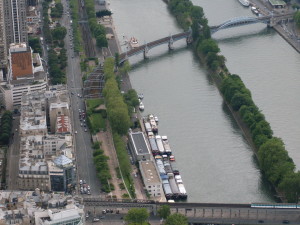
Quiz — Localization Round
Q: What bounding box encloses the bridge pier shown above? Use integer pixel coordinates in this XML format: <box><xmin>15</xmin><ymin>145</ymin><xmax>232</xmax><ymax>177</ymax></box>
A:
<box><xmin>143</xmin><ymin>44</ymin><xmax>149</xmax><ymax>59</ymax></box>
<box><xmin>168</xmin><ymin>36</ymin><xmax>174</xmax><ymax>50</ymax></box>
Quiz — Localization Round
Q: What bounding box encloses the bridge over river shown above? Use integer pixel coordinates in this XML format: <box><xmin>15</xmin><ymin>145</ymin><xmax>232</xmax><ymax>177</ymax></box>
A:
<box><xmin>82</xmin><ymin>198</ymin><xmax>300</xmax><ymax>224</ymax></box>
<box><xmin>119</xmin><ymin>12</ymin><xmax>294</xmax><ymax>64</ymax></box>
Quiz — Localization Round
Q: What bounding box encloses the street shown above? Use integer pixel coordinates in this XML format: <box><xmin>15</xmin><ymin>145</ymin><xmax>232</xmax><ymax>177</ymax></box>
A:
<box><xmin>61</xmin><ymin>0</ymin><xmax>101</xmax><ymax>196</ymax></box>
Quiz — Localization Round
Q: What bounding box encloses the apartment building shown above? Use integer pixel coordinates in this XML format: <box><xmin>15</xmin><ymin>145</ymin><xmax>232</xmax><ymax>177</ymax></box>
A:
<box><xmin>0</xmin><ymin>43</ymin><xmax>47</xmax><ymax>110</ymax></box>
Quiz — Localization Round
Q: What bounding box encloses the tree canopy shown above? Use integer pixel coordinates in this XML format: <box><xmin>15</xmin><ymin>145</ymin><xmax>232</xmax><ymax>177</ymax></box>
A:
<box><xmin>125</xmin><ymin>208</ymin><xmax>149</xmax><ymax>224</ymax></box>
<box><xmin>157</xmin><ymin>205</ymin><xmax>170</xmax><ymax>219</ymax></box>
<box><xmin>165</xmin><ymin>213</ymin><xmax>188</xmax><ymax>225</ymax></box>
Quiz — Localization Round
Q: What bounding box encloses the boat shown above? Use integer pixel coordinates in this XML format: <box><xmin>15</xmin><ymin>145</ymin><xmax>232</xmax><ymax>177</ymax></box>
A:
<box><xmin>238</xmin><ymin>0</ymin><xmax>250</xmax><ymax>7</ymax></box>
<box><xmin>169</xmin><ymin>155</ymin><xmax>175</xmax><ymax>161</ymax></box>
<box><xmin>155</xmin><ymin>135</ymin><xmax>165</xmax><ymax>154</ymax></box>
<box><xmin>139</xmin><ymin>102</ymin><xmax>144</xmax><ymax>111</ymax></box>
<box><xmin>154</xmin><ymin>116</ymin><xmax>159</xmax><ymax>123</ymax></box>
<box><xmin>251</xmin><ymin>6</ymin><xmax>259</xmax><ymax>15</ymax></box>
<box><xmin>129</xmin><ymin>37</ymin><xmax>139</xmax><ymax>49</ymax></box>
<box><xmin>162</xmin><ymin>136</ymin><xmax>172</xmax><ymax>155</ymax></box>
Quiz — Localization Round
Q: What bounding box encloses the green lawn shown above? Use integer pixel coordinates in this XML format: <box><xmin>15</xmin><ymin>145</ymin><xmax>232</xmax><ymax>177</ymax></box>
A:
<box><xmin>87</xmin><ymin>98</ymin><xmax>104</xmax><ymax>111</ymax></box>
<box><xmin>89</xmin><ymin>112</ymin><xmax>106</xmax><ymax>133</ymax></box>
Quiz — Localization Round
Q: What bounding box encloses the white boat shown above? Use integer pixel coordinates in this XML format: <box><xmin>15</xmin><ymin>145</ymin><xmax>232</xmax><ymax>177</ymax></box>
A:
<box><xmin>139</xmin><ymin>102</ymin><xmax>144</xmax><ymax>111</ymax></box>
<box><xmin>129</xmin><ymin>37</ymin><xmax>139</xmax><ymax>49</ymax></box>
<box><xmin>238</xmin><ymin>0</ymin><xmax>250</xmax><ymax>7</ymax></box>
<box><xmin>154</xmin><ymin>116</ymin><xmax>159</xmax><ymax>123</ymax></box>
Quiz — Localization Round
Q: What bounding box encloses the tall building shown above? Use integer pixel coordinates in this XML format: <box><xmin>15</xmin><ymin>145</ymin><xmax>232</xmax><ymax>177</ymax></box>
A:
<box><xmin>3</xmin><ymin>0</ymin><xmax>28</xmax><ymax>48</ymax></box>
<box><xmin>0</xmin><ymin>0</ymin><xmax>7</xmax><ymax>69</ymax></box>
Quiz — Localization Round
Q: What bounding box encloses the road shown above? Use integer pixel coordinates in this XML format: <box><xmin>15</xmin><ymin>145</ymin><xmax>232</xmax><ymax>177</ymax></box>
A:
<box><xmin>61</xmin><ymin>0</ymin><xmax>101</xmax><ymax>196</ymax></box>
<box><xmin>6</xmin><ymin>116</ymin><xmax>20</xmax><ymax>190</ymax></box>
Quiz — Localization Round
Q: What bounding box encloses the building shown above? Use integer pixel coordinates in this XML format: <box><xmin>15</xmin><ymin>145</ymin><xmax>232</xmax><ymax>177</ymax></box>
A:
<box><xmin>19</xmin><ymin>91</ymin><xmax>47</xmax><ymax>136</ymax></box>
<box><xmin>3</xmin><ymin>0</ymin><xmax>28</xmax><ymax>48</ymax></box>
<box><xmin>0</xmin><ymin>1</ymin><xmax>7</xmax><ymax>69</ymax></box>
<box><xmin>0</xmin><ymin>43</ymin><xmax>47</xmax><ymax>110</ymax></box>
<box><xmin>18</xmin><ymin>135</ymin><xmax>50</xmax><ymax>191</ymax></box>
<box><xmin>139</xmin><ymin>161</ymin><xmax>163</xmax><ymax>198</ymax></box>
<box><xmin>268</xmin><ymin>0</ymin><xmax>286</xmax><ymax>8</ymax></box>
<box><xmin>46</xmin><ymin>86</ymin><xmax>70</xmax><ymax>133</ymax></box>
<box><xmin>128</xmin><ymin>131</ymin><xmax>151</xmax><ymax>161</ymax></box>
<box><xmin>27</xmin><ymin>6</ymin><xmax>40</xmax><ymax>24</ymax></box>
<box><xmin>0</xmin><ymin>191</ymin><xmax>84</xmax><ymax>225</ymax></box>
<box><xmin>48</xmin><ymin>155</ymin><xmax>74</xmax><ymax>192</ymax></box>
<box><xmin>35</xmin><ymin>208</ymin><xmax>84</xmax><ymax>225</ymax></box>
<box><xmin>55</xmin><ymin>115</ymin><xmax>71</xmax><ymax>135</ymax></box>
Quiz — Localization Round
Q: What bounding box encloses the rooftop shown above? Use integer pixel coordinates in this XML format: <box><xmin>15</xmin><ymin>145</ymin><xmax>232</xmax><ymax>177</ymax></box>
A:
<box><xmin>53</xmin><ymin>155</ymin><xmax>72</xmax><ymax>167</ymax></box>
<box><xmin>130</xmin><ymin>132</ymin><xmax>150</xmax><ymax>155</ymax></box>
<box><xmin>56</xmin><ymin>115</ymin><xmax>71</xmax><ymax>134</ymax></box>
<box><xmin>268</xmin><ymin>0</ymin><xmax>286</xmax><ymax>6</ymax></box>
<box><xmin>11</xmin><ymin>51</ymin><xmax>33</xmax><ymax>80</ymax></box>
<box><xmin>140</xmin><ymin>161</ymin><xmax>160</xmax><ymax>184</ymax></box>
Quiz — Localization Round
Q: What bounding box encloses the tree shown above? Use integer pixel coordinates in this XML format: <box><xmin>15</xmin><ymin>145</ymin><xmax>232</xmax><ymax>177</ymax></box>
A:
<box><xmin>165</xmin><ymin>213</ymin><xmax>188</xmax><ymax>225</ymax></box>
<box><xmin>52</xmin><ymin>27</ymin><xmax>67</xmax><ymax>40</ymax></box>
<box><xmin>158</xmin><ymin>205</ymin><xmax>170</xmax><ymax>219</ymax></box>
<box><xmin>96</xmin><ymin>34</ymin><xmax>108</xmax><ymax>48</ymax></box>
<box><xmin>294</xmin><ymin>11</ymin><xmax>300</xmax><ymax>27</ymax></box>
<box><xmin>96</xmin><ymin>10</ymin><xmax>112</xmax><ymax>18</ymax></box>
<box><xmin>197</xmin><ymin>38</ymin><xmax>220</xmax><ymax>55</ymax></box>
<box><xmin>125</xmin><ymin>208</ymin><xmax>149</xmax><ymax>224</ymax></box>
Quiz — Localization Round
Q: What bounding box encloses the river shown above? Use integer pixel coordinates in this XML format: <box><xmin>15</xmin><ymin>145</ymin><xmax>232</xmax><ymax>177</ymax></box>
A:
<box><xmin>109</xmin><ymin>0</ymin><xmax>300</xmax><ymax>203</ymax></box>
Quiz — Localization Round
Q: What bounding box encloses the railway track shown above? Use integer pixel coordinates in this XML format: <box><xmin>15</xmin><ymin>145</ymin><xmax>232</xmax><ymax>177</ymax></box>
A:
<box><xmin>78</xmin><ymin>0</ymin><xmax>95</xmax><ymax>58</ymax></box>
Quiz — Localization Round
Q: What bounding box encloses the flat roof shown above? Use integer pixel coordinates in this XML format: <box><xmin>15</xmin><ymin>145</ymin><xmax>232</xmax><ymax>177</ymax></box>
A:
<box><xmin>268</xmin><ymin>0</ymin><xmax>286</xmax><ymax>6</ymax></box>
<box><xmin>140</xmin><ymin>161</ymin><xmax>160</xmax><ymax>184</ymax></box>
<box><xmin>130</xmin><ymin>132</ymin><xmax>150</xmax><ymax>155</ymax></box>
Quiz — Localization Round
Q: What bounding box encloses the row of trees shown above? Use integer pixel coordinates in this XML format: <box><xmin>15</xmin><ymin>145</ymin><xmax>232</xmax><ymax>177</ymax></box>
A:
<box><xmin>103</xmin><ymin>58</ymin><xmax>131</xmax><ymax>135</ymax></box>
<box><xmin>69</xmin><ymin>0</ymin><xmax>82</xmax><ymax>52</ymax></box>
<box><xmin>48</xmin><ymin>47</ymin><xmax>67</xmax><ymax>84</ymax></box>
<box><xmin>0</xmin><ymin>111</ymin><xmax>12</xmax><ymax>145</ymax></box>
<box><xmin>92</xmin><ymin>142</ymin><xmax>113</xmax><ymax>193</ymax></box>
<box><xmin>102</xmin><ymin>58</ymin><xmax>135</xmax><ymax>198</ymax></box>
<box><xmin>125</xmin><ymin>206</ymin><xmax>188</xmax><ymax>225</ymax></box>
<box><xmin>84</xmin><ymin>0</ymin><xmax>108</xmax><ymax>48</ymax></box>
<box><xmin>167</xmin><ymin>0</ymin><xmax>300</xmax><ymax>202</ymax></box>
<box><xmin>220</xmin><ymin>74</ymin><xmax>299</xmax><ymax>201</ymax></box>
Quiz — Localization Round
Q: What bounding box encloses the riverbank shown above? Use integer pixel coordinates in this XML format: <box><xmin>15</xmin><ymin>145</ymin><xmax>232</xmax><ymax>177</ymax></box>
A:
<box><xmin>249</xmin><ymin>0</ymin><xmax>300</xmax><ymax>53</ymax></box>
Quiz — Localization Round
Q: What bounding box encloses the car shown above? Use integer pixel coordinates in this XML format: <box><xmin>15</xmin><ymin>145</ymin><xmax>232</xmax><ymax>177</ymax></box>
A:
<box><xmin>85</xmin><ymin>214</ymin><xmax>89</xmax><ymax>218</ymax></box>
<box><xmin>84</xmin><ymin>129</ymin><xmax>87</xmax><ymax>132</ymax></box>
<box><xmin>87</xmin><ymin>185</ymin><xmax>90</xmax><ymax>190</ymax></box>
<box><xmin>83</xmin><ymin>180</ymin><xmax>86</xmax><ymax>184</ymax></box>
<box><xmin>80</xmin><ymin>123</ymin><xmax>83</xmax><ymax>127</ymax></box>
<box><xmin>79</xmin><ymin>180</ymin><xmax>82</xmax><ymax>185</ymax></box>
<box><xmin>102</xmin><ymin>210</ymin><xmax>106</xmax><ymax>214</ymax></box>
<box><xmin>84</xmin><ymin>123</ymin><xmax>86</xmax><ymax>127</ymax></box>
<box><xmin>282</xmin><ymin>220</ymin><xmax>290</xmax><ymax>224</ymax></box>
<box><xmin>75</xmin><ymin>131</ymin><xmax>78</xmax><ymax>134</ymax></box>
<box><xmin>100</xmin><ymin>216</ymin><xmax>105</xmax><ymax>219</ymax></box>
<box><xmin>93</xmin><ymin>218</ymin><xmax>99</xmax><ymax>222</ymax></box>
<box><xmin>258</xmin><ymin>220</ymin><xmax>264</xmax><ymax>223</ymax></box>
<box><xmin>87</xmin><ymin>190</ymin><xmax>91</xmax><ymax>195</ymax></box>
